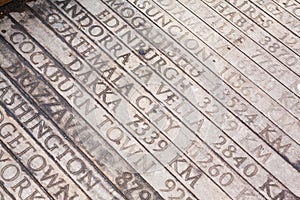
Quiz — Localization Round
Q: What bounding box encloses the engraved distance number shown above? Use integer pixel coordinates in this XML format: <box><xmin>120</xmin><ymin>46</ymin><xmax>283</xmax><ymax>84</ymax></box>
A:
<box><xmin>116</xmin><ymin>171</ymin><xmax>152</xmax><ymax>200</ymax></box>
<box><xmin>127</xmin><ymin>114</ymin><xmax>169</xmax><ymax>152</ymax></box>
<box><xmin>160</xmin><ymin>179</ymin><xmax>194</xmax><ymax>200</ymax></box>
<box><xmin>213</xmin><ymin>136</ymin><xmax>259</xmax><ymax>178</ymax></box>
<box><xmin>197</xmin><ymin>152</ymin><xmax>234</xmax><ymax>187</ymax></box>
<box><xmin>259</xmin><ymin>36</ymin><xmax>298</xmax><ymax>66</ymax></box>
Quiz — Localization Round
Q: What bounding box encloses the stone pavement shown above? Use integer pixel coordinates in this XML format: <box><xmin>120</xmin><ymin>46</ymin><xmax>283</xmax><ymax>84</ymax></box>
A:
<box><xmin>0</xmin><ymin>0</ymin><xmax>299</xmax><ymax>199</ymax></box>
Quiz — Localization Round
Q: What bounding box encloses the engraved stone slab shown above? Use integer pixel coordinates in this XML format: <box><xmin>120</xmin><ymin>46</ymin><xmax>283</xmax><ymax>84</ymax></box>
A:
<box><xmin>0</xmin><ymin>0</ymin><xmax>299</xmax><ymax>199</ymax></box>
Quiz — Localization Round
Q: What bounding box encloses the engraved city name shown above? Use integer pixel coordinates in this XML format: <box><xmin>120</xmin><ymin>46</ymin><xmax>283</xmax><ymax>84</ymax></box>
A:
<box><xmin>0</xmin><ymin>0</ymin><xmax>299</xmax><ymax>199</ymax></box>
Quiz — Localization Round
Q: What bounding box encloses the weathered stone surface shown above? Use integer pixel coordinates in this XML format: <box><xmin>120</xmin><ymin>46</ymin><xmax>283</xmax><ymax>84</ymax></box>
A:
<box><xmin>0</xmin><ymin>0</ymin><xmax>299</xmax><ymax>199</ymax></box>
